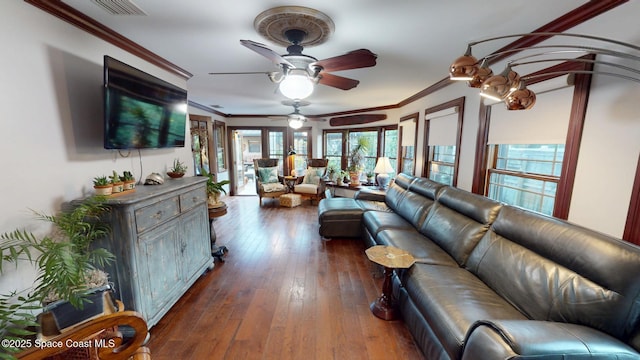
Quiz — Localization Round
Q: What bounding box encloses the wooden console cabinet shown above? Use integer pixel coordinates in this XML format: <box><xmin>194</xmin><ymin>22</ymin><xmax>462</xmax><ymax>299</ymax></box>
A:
<box><xmin>98</xmin><ymin>177</ymin><xmax>213</xmax><ymax>328</ymax></box>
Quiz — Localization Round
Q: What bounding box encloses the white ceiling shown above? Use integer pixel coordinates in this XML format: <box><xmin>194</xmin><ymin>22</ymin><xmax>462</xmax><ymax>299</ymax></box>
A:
<box><xmin>62</xmin><ymin>0</ymin><xmax>588</xmax><ymax>117</ymax></box>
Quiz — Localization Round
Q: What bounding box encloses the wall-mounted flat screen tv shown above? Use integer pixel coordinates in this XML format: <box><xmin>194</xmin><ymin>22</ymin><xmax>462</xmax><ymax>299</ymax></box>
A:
<box><xmin>103</xmin><ymin>56</ymin><xmax>187</xmax><ymax>149</ymax></box>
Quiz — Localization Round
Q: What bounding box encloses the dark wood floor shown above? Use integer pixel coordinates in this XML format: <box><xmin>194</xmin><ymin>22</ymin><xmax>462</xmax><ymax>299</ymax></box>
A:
<box><xmin>147</xmin><ymin>196</ymin><xmax>424</xmax><ymax>359</ymax></box>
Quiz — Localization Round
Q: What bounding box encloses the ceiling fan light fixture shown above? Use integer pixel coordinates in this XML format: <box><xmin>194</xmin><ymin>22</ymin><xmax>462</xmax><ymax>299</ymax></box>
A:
<box><xmin>279</xmin><ymin>72</ymin><xmax>315</xmax><ymax>100</ymax></box>
<box><xmin>288</xmin><ymin>117</ymin><xmax>305</xmax><ymax>129</ymax></box>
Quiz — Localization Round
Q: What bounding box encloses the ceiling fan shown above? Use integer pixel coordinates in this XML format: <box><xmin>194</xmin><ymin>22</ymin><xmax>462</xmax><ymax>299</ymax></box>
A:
<box><xmin>211</xmin><ymin>28</ymin><xmax>377</xmax><ymax>99</ymax></box>
<box><xmin>269</xmin><ymin>100</ymin><xmax>324</xmax><ymax>129</ymax></box>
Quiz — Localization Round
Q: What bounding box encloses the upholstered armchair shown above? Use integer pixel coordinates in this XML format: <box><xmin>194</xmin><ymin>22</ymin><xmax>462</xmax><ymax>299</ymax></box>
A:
<box><xmin>294</xmin><ymin>158</ymin><xmax>329</xmax><ymax>204</ymax></box>
<box><xmin>254</xmin><ymin>158</ymin><xmax>287</xmax><ymax>205</ymax></box>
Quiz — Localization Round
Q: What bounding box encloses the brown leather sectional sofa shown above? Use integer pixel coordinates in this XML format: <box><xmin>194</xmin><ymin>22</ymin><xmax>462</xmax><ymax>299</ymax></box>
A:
<box><xmin>318</xmin><ymin>173</ymin><xmax>640</xmax><ymax>359</ymax></box>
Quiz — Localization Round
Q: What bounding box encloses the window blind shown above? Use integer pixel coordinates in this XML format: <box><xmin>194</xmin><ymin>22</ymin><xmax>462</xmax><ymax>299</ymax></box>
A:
<box><xmin>427</xmin><ymin>107</ymin><xmax>458</xmax><ymax>146</ymax></box>
<box><xmin>488</xmin><ymin>77</ymin><xmax>573</xmax><ymax>145</ymax></box>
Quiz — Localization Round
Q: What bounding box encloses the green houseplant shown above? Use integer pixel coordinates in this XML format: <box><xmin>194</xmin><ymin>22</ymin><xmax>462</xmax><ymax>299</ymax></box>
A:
<box><xmin>0</xmin><ymin>195</ymin><xmax>115</xmax><ymax>342</ymax></box>
<box><xmin>203</xmin><ymin>170</ymin><xmax>230</xmax><ymax>207</ymax></box>
<box><xmin>92</xmin><ymin>175</ymin><xmax>112</xmax><ymax>196</ymax></box>
<box><xmin>120</xmin><ymin>170</ymin><xmax>136</xmax><ymax>191</ymax></box>
<box><xmin>326</xmin><ymin>164</ymin><xmax>338</xmax><ymax>182</ymax></box>
<box><xmin>347</xmin><ymin>137</ymin><xmax>371</xmax><ymax>186</ymax></box>
<box><xmin>109</xmin><ymin>170</ymin><xmax>124</xmax><ymax>193</ymax></box>
<box><xmin>167</xmin><ymin>158</ymin><xmax>188</xmax><ymax>178</ymax></box>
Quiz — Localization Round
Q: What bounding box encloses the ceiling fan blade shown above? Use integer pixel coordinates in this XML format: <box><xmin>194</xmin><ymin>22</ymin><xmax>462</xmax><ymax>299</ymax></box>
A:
<box><xmin>312</xmin><ymin>49</ymin><xmax>377</xmax><ymax>72</ymax></box>
<box><xmin>240</xmin><ymin>40</ymin><xmax>294</xmax><ymax>68</ymax></box>
<box><xmin>329</xmin><ymin>114</ymin><xmax>387</xmax><ymax>127</ymax></box>
<box><xmin>318</xmin><ymin>72</ymin><xmax>360</xmax><ymax>90</ymax></box>
<box><xmin>208</xmin><ymin>71</ymin><xmax>272</xmax><ymax>75</ymax></box>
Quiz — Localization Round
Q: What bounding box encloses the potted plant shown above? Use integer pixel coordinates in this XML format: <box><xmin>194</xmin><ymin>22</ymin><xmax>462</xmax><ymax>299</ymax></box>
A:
<box><xmin>327</xmin><ymin>164</ymin><xmax>338</xmax><ymax>182</ymax></box>
<box><xmin>366</xmin><ymin>170</ymin><xmax>375</xmax><ymax>184</ymax></box>
<box><xmin>167</xmin><ymin>158</ymin><xmax>187</xmax><ymax>178</ymax></box>
<box><xmin>203</xmin><ymin>170</ymin><xmax>230</xmax><ymax>208</ymax></box>
<box><xmin>109</xmin><ymin>170</ymin><xmax>124</xmax><ymax>193</ymax></box>
<box><xmin>93</xmin><ymin>175</ymin><xmax>112</xmax><ymax>196</ymax></box>
<box><xmin>347</xmin><ymin>137</ymin><xmax>371</xmax><ymax>186</ymax></box>
<box><xmin>120</xmin><ymin>171</ymin><xmax>136</xmax><ymax>191</ymax></box>
<box><xmin>0</xmin><ymin>196</ymin><xmax>116</xmax><ymax>338</ymax></box>
<box><xmin>337</xmin><ymin>169</ymin><xmax>348</xmax><ymax>186</ymax></box>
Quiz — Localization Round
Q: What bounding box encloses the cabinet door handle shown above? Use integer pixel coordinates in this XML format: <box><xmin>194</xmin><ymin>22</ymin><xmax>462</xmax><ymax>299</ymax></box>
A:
<box><xmin>153</xmin><ymin>210</ymin><xmax>163</xmax><ymax>219</ymax></box>
<box><xmin>192</xmin><ymin>197</ymin><xmax>198</xmax><ymax>203</ymax></box>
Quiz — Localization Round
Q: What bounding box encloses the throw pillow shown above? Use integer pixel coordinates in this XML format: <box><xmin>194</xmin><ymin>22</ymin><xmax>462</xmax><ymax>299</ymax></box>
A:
<box><xmin>258</xmin><ymin>166</ymin><xmax>279</xmax><ymax>184</ymax></box>
<box><xmin>303</xmin><ymin>167</ymin><xmax>325</xmax><ymax>185</ymax></box>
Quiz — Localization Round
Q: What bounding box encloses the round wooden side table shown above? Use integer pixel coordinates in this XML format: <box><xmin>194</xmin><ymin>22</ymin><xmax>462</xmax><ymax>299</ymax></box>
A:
<box><xmin>365</xmin><ymin>245</ymin><xmax>415</xmax><ymax>320</ymax></box>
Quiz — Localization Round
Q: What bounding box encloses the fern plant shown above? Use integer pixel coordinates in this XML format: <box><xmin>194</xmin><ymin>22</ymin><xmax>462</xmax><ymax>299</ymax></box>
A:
<box><xmin>0</xmin><ymin>195</ymin><xmax>114</xmax><ymax>310</ymax></box>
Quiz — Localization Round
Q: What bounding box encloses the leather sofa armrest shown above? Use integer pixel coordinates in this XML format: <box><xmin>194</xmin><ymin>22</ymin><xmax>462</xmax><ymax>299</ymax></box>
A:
<box><xmin>354</xmin><ymin>189</ymin><xmax>386</xmax><ymax>202</ymax></box>
<box><xmin>462</xmin><ymin>320</ymin><xmax>640</xmax><ymax>360</ymax></box>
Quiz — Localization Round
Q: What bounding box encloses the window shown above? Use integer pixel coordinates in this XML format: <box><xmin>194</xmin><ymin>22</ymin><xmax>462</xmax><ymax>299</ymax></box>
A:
<box><xmin>487</xmin><ymin>144</ymin><xmax>565</xmax><ymax>215</ymax></box>
<box><xmin>268</xmin><ymin>130</ymin><xmax>285</xmax><ymax>175</ymax></box>
<box><xmin>323</xmin><ymin>125</ymin><xmax>397</xmax><ymax>175</ymax></box>
<box><xmin>190</xmin><ymin>119</ymin><xmax>210</xmax><ymax>176</ymax></box>
<box><xmin>399</xmin><ymin>113</ymin><xmax>418</xmax><ymax>175</ymax></box>
<box><xmin>423</xmin><ymin>97</ymin><xmax>464</xmax><ymax>187</ymax></box>
<box><xmin>213</xmin><ymin>121</ymin><xmax>227</xmax><ymax>173</ymax></box>
<box><xmin>292</xmin><ymin>129</ymin><xmax>310</xmax><ymax>174</ymax></box>
<box><xmin>348</xmin><ymin>130</ymin><xmax>378</xmax><ymax>172</ymax></box>
<box><xmin>325</xmin><ymin>132</ymin><xmax>344</xmax><ymax>170</ymax></box>
<box><xmin>428</xmin><ymin>145</ymin><xmax>456</xmax><ymax>185</ymax></box>
<box><xmin>383</xmin><ymin>128</ymin><xmax>398</xmax><ymax>171</ymax></box>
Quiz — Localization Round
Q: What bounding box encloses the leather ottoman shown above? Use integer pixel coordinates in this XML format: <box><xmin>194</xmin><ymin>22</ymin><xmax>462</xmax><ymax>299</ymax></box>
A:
<box><xmin>318</xmin><ymin>198</ymin><xmax>365</xmax><ymax>238</ymax></box>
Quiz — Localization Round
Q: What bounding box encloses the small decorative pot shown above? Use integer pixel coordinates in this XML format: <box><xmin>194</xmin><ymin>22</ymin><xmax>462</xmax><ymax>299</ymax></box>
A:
<box><xmin>112</xmin><ymin>182</ymin><xmax>124</xmax><ymax>193</ymax></box>
<box><xmin>167</xmin><ymin>172</ymin><xmax>185</xmax><ymax>179</ymax></box>
<box><xmin>123</xmin><ymin>180</ymin><xmax>136</xmax><ymax>191</ymax></box>
<box><xmin>94</xmin><ymin>185</ymin><xmax>113</xmax><ymax>196</ymax></box>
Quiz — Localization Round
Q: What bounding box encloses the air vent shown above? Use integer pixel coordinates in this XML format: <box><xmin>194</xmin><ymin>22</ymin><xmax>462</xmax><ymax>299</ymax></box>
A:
<box><xmin>91</xmin><ymin>0</ymin><xmax>147</xmax><ymax>15</ymax></box>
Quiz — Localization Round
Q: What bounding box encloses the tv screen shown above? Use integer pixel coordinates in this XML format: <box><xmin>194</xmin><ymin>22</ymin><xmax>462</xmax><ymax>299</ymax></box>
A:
<box><xmin>103</xmin><ymin>56</ymin><xmax>187</xmax><ymax>149</ymax></box>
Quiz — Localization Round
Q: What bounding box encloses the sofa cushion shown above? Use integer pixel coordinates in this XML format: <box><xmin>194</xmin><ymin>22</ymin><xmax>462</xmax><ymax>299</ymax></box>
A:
<box><xmin>419</xmin><ymin>186</ymin><xmax>503</xmax><ymax>266</ymax></box>
<box><xmin>294</xmin><ymin>183</ymin><xmax>318</xmax><ymax>194</ymax></box>
<box><xmin>408</xmin><ymin>177</ymin><xmax>445</xmax><ymax>200</ymax></box>
<box><xmin>362</xmin><ymin>210</ymin><xmax>414</xmax><ymax>238</ymax></box>
<box><xmin>467</xmin><ymin>205</ymin><xmax>640</xmax><ymax>342</ymax></box>
<box><xmin>302</xmin><ymin>166</ymin><xmax>325</xmax><ymax>185</ymax></box>
<box><xmin>384</xmin><ymin>173</ymin><xmax>414</xmax><ymax>212</ymax></box>
<box><xmin>258</xmin><ymin>166</ymin><xmax>279</xmax><ymax>183</ymax></box>
<box><xmin>376</xmin><ymin>229</ymin><xmax>458</xmax><ymax>267</ymax></box>
<box><xmin>404</xmin><ymin>264</ymin><xmax>528</xmax><ymax>360</ymax></box>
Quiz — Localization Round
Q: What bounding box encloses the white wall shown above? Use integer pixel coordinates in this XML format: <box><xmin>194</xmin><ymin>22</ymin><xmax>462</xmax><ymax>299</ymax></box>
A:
<box><xmin>0</xmin><ymin>2</ymin><xmax>195</xmax><ymax>293</ymax></box>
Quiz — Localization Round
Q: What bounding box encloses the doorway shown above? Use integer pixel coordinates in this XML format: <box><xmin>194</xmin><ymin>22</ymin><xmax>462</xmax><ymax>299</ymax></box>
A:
<box><xmin>229</xmin><ymin>127</ymin><xmax>287</xmax><ymax>196</ymax></box>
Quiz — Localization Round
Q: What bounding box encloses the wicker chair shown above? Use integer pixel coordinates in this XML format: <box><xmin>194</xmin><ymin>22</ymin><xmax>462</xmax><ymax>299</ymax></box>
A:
<box><xmin>253</xmin><ymin>158</ymin><xmax>287</xmax><ymax>205</ymax></box>
<box><xmin>18</xmin><ymin>301</ymin><xmax>150</xmax><ymax>360</ymax></box>
<box><xmin>294</xmin><ymin>158</ymin><xmax>329</xmax><ymax>204</ymax></box>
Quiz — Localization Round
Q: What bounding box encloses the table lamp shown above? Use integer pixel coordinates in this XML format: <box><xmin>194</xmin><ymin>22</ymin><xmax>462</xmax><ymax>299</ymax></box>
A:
<box><xmin>374</xmin><ymin>157</ymin><xmax>394</xmax><ymax>189</ymax></box>
<box><xmin>287</xmin><ymin>147</ymin><xmax>297</xmax><ymax>176</ymax></box>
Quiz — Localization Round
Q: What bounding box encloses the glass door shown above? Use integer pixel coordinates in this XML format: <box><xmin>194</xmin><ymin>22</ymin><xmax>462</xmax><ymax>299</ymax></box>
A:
<box><xmin>229</xmin><ymin>128</ymin><xmax>287</xmax><ymax>196</ymax></box>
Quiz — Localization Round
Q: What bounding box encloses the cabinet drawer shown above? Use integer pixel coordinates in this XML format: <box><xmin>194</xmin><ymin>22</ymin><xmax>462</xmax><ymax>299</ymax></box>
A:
<box><xmin>135</xmin><ymin>197</ymin><xmax>180</xmax><ymax>233</ymax></box>
<box><xmin>180</xmin><ymin>187</ymin><xmax>206</xmax><ymax>212</ymax></box>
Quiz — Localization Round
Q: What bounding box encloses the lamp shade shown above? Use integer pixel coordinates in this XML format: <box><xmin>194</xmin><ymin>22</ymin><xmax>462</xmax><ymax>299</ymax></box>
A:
<box><xmin>279</xmin><ymin>72</ymin><xmax>314</xmax><ymax>100</ymax></box>
<box><xmin>505</xmin><ymin>83</ymin><xmax>537</xmax><ymax>110</ymax></box>
<box><xmin>468</xmin><ymin>63</ymin><xmax>493</xmax><ymax>88</ymax></box>
<box><xmin>449</xmin><ymin>54</ymin><xmax>478</xmax><ymax>81</ymax></box>
<box><xmin>480</xmin><ymin>67</ymin><xmax>521</xmax><ymax>101</ymax></box>
<box><xmin>374</xmin><ymin>157</ymin><xmax>394</xmax><ymax>173</ymax></box>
